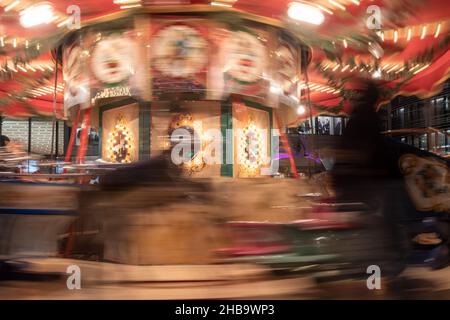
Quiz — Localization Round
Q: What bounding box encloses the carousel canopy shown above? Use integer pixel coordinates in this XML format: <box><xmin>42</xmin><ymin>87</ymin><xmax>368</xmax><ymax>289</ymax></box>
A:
<box><xmin>0</xmin><ymin>0</ymin><xmax>448</xmax><ymax>119</ymax></box>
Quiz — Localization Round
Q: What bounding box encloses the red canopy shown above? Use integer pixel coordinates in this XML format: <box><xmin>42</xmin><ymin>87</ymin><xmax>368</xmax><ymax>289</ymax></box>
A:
<box><xmin>0</xmin><ymin>0</ymin><xmax>448</xmax><ymax>118</ymax></box>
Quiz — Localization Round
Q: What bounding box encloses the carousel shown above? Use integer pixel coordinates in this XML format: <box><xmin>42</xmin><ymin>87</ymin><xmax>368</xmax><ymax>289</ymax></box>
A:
<box><xmin>0</xmin><ymin>0</ymin><xmax>449</xmax><ymax>271</ymax></box>
<box><xmin>59</xmin><ymin>9</ymin><xmax>305</xmax><ymax>178</ymax></box>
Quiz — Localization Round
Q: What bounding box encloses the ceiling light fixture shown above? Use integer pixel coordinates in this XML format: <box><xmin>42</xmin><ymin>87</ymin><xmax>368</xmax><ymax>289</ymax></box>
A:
<box><xmin>297</xmin><ymin>105</ymin><xmax>306</xmax><ymax>115</ymax></box>
<box><xmin>17</xmin><ymin>65</ymin><xmax>27</xmax><ymax>72</ymax></box>
<box><xmin>211</xmin><ymin>1</ymin><xmax>232</xmax><ymax>7</ymax></box>
<box><xmin>113</xmin><ymin>0</ymin><xmax>141</xmax><ymax>3</ymax></box>
<box><xmin>19</xmin><ymin>3</ymin><xmax>55</xmax><ymax>28</ymax></box>
<box><xmin>413</xmin><ymin>64</ymin><xmax>430</xmax><ymax>74</ymax></box>
<box><xmin>288</xmin><ymin>2</ymin><xmax>325</xmax><ymax>25</ymax></box>
<box><xmin>372</xmin><ymin>68</ymin><xmax>382</xmax><ymax>79</ymax></box>
<box><xmin>316</xmin><ymin>4</ymin><xmax>333</xmax><ymax>15</ymax></box>
<box><xmin>4</xmin><ymin>0</ymin><xmax>20</xmax><ymax>12</ymax></box>
<box><xmin>407</xmin><ymin>28</ymin><xmax>412</xmax><ymax>41</ymax></box>
<box><xmin>120</xmin><ymin>3</ymin><xmax>142</xmax><ymax>9</ymax></box>
<box><xmin>434</xmin><ymin>23</ymin><xmax>441</xmax><ymax>38</ymax></box>
<box><xmin>328</xmin><ymin>0</ymin><xmax>345</xmax><ymax>11</ymax></box>
<box><xmin>420</xmin><ymin>25</ymin><xmax>427</xmax><ymax>39</ymax></box>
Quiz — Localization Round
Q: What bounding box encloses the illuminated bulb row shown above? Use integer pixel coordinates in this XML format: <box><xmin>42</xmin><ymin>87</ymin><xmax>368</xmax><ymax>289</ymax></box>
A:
<box><xmin>27</xmin><ymin>83</ymin><xmax>64</xmax><ymax>97</ymax></box>
<box><xmin>113</xmin><ymin>0</ymin><xmax>142</xmax><ymax>9</ymax></box>
<box><xmin>322</xmin><ymin>61</ymin><xmax>430</xmax><ymax>78</ymax></box>
<box><xmin>383</xmin><ymin>23</ymin><xmax>442</xmax><ymax>42</ymax></box>
<box><xmin>2</xmin><ymin>62</ymin><xmax>54</xmax><ymax>75</ymax></box>
<box><xmin>0</xmin><ymin>37</ymin><xmax>40</xmax><ymax>49</ymax></box>
<box><xmin>299</xmin><ymin>80</ymin><xmax>339</xmax><ymax>94</ymax></box>
<box><xmin>210</xmin><ymin>0</ymin><xmax>237</xmax><ymax>7</ymax></box>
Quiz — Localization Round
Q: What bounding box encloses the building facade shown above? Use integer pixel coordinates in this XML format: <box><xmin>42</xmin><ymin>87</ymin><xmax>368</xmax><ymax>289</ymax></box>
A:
<box><xmin>383</xmin><ymin>80</ymin><xmax>450</xmax><ymax>156</ymax></box>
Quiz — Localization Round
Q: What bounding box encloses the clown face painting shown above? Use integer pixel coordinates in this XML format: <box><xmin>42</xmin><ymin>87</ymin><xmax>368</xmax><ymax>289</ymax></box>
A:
<box><xmin>152</xmin><ymin>24</ymin><xmax>208</xmax><ymax>78</ymax></box>
<box><xmin>91</xmin><ymin>35</ymin><xmax>137</xmax><ymax>84</ymax></box>
<box><xmin>224</xmin><ymin>31</ymin><xmax>266</xmax><ymax>84</ymax></box>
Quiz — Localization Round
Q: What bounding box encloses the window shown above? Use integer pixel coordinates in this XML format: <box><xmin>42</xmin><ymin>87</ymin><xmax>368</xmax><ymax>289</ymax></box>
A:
<box><xmin>316</xmin><ymin>116</ymin><xmax>332</xmax><ymax>135</ymax></box>
<box><xmin>333</xmin><ymin>118</ymin><xmax>342</xmax><ymax>135</ymax></box>
<box><xmin>419</xmin><ymin>134</ymin><xmax>427</xmax><ymax>150</ymax></box>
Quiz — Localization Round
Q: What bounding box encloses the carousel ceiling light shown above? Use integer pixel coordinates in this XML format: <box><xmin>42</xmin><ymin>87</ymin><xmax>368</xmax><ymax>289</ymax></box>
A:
<box><xmin>120</xmin><ymin>3</ymin><xmax>141</xmax><ymax>9</ymax></box>
<box><xmin>420</xmin><ymin>25</ymin><xmax>427</xmax><ymax>39</ymax></box>
<box><xmin>342</xmin><ymin>39</ymin><xmax>347</xmax><ymax>48</ymax></box>
<box><xmin>407</xmin><ymin>28</ymin><xmax>412</xmax><ymax>41</ymax></box>
<box><xmin>297</xmin><ymin>105</ymin><xmax>306</xmax><ymax>115</ymax></box>
<box><xmin>434</xmin><ymin>23</ymin><xmax>441</xmax><ymax>38</ymax></box>
<box><xmin>12</xmin><ymin>38</ymin><xmax>16</xmax><ymax>48</ymax></box>
<box><xmin>0</xmin><ymin>37</ymin><xmax>4</xmax><ymax>47</ymax></box>
<box><xmin>57</xmin><ymin>18</ymin><xmax>70</xmax><ymax>28</ymax></box>
<box><xmin>288</xmin><ymin>2</ymin><xmax>325</xmax><ymax>25</ymax></box>
<box><xmin>17</xmin><ymin>65</ymin><xmax>27</xmax><ymax>72</ymax></box>
<box><xmin>331</xmin><ymin>64</ymin><xmax>340</xmax><ymax>71</ymax></box>
<box><xmin>270</xmin><ymin>84</ymin><xmax>282</xmax><ymax>94</ymax></box>
<box><xmin>113</xmin><ymin>0</ymin><xmax>141</xmax><ymax>3</ymax></box>
<box><xmin>26</xmin><ymin>64</ymin><xmax>36</xmax><ymax>72</ymax></box>
<box><xmin>372</xmin><ymin>68</ymin><xmax>382</xmax><ymax>79</ymax></box>
<box><xmin>316</xmin><ymin>4</ymin><xmax>333</xmax><ymax>15</ymax></box>
<box><xmin>395</xmin><ymin>66</ymin><xmax>405</xmax><ymax>74</ymax></box>
<box><xmin>387</xmin><ymin>64</ymin><xmax>399</xmax><ymax>73</ymax></box>
<box><xmin>350</xmin><ymin>0</ymin><xmax>360</xmax><ymax>5</ymax></box>
<box><xmin>341</xmin><ymin>65</ymin><xmax>349</xmax><ymax>72</ymax></box>
<box><xmin>328</xmin><ymin>0</ymin><xmax>345</xmax><ymax>11</ymax></box>
<box><xmin>4</xmin><ymin>0</ymin><xmax>20</xmax><ymax>12</ymax></box>
<box><xmin>290</xmin><ymin>95</ymin><xmax>299</xmax><ymax>103</ymax></box>
<box><xmin>394</xmin><ymin>30</ymin><xmax>398</xmax><ymax>43</ymax></box>
<box><xmin>211</xmin><ymin>1</ymin><xmax>232</xmax><ymax>7</ymax></box>
<box><xmin>34</xmin><ymin>88</ymin><xmax>48</xmax><ymax>95</ymax></box>
<box><xmin>413</xmin><ymin>64</ymin><xmax>430</xmax><ymax>74</ymax></box>
<box><xmin>19</xmin><ymin>3</ymin><xmax>55</xmax><ymax>28</ymax></box>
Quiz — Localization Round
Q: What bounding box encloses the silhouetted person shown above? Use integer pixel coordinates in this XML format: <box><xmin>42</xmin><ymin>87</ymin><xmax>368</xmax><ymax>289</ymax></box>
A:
<box><xmin>331</xmin><ymin>80</ymin><xmax>409</xmax><ymax>278</ymax></box>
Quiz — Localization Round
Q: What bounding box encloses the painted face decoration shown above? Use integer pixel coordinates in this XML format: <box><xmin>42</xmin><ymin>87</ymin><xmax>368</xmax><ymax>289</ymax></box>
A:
<box><xmin>277</xmin><ymin>44</ymin><xmax>297</xmax><ymax>94</ymax></box>
<box><xmin>91</xmin><ymin>35</ymin><xmax>137</xmax><ymax>84</ymax></box>
<box><xmin>152</xmin><ymin>24</ymin><xmax>208</xmax><ymax>78</ymax></box>
<box><xmin>225</xmin><ymin>31</ymin><xmax>265</xmax><ymax>83</ymax></box>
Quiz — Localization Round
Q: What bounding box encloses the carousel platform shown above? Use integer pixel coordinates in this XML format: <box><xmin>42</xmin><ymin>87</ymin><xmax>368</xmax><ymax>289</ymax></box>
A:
<box><xmin>0</xmin><ymin>257</ymin><xmax>317</xmax><ymax>299</ymax></box>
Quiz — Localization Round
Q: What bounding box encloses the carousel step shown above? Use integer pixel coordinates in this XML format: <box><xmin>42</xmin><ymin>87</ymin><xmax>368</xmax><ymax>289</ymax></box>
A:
<box><xmin>0</xmin><ymin>276</ymin><xmax>317</xmax><ymax>300</ymax></box>
<box><xmin>4</xmin><ymin>257</ymin><xmax>270</xmax><ymax>283</ymax></box>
